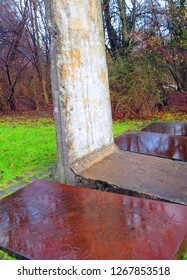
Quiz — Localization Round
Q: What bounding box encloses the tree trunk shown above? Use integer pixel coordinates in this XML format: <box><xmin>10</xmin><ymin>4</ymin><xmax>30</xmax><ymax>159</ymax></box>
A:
<box><xmin>102</xmin><ymin>0</ymin><xmax>119</xmax><ymax>59</ymax></box>
<box><xmin>32</xmin><ymin>0</ymin><xmax>49</xmax><ymax>105</ymax></box>
<box><xmin>117</xmin><ymin>0</ymin><xmax>129</xmax><ymax>56</ymax></box>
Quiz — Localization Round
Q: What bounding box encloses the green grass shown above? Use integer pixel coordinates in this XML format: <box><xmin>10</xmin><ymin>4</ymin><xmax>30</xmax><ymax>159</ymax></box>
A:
<box><xmin>0</xmin><ymin>117</ymin><xmax>57</xmax><ymax>185</ymax></box>
<box><xmin>0</xmin><ymin>250</ymin><xmax>16</xmax><ymax>260</ymax></box>
<box><xmin>112</xmin><ymin>119</ymin><xmax>152</xmax><ymax>136</ymax></box>
<box><xmin>182</xmin><ymin>252</ymin><xmax>187</xmax><ymax>260</ymax></box>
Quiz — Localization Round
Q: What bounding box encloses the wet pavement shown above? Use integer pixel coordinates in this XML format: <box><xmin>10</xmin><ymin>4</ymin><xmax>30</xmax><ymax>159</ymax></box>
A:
<box><xmin>0</xmin><ymin>163</ymin><xmax>55</xmax><ymax>260</ymax></box>
<box><xmin>0</xmin><ymin>180</ymin><xmax>186</xmax><ymax>260</ymax></box>
<box><xmin>114</xmin><ymin>131</ymin><xmax>187</xmax><ymax>161</ymax></box>
<box><xmin>142</xmin><ymin>122</ymin><xmax>187</xmax><ymax>135</ymax></box>
<box><xmin>115</xmin><ymin>121</ymin><xmax>187</xmax><ymax>161</ymax></box>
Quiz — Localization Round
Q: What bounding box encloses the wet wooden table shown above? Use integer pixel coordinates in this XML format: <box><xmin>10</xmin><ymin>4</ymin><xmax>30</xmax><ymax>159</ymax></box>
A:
<box><xmin>0</xmin><ymin>180</ymin><xmax>186</xmax><ymax>260</ymax></box>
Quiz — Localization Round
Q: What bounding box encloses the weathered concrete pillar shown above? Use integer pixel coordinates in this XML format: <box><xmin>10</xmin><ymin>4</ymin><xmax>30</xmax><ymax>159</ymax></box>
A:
<box><xmin>45</xmin><ymin>0</ymin><xmax>116</xmax><ymax>184</ymax></box>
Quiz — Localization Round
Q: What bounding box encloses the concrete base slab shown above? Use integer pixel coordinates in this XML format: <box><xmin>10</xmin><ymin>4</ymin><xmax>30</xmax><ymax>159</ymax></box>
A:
<box><xmin>80</xmin><ymin>151</ymin><xmax>187</xmax><ymax>205</ymax></box>
<box><xmin>0</xmin><ymin>180</ymin><xmax>186</xmax><ymax>260</ymax></box>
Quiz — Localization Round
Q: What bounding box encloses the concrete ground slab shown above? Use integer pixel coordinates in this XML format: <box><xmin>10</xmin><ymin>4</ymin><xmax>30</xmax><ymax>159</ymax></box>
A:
<box><xmin>0</xmin><ymin>180</ymin><xmax>186</xmax><ymax>260</ymax></box>
<box><xmin>80</xmin><ymin>151</ymin><xmax>187</xmax><ymax>205</ymax></box>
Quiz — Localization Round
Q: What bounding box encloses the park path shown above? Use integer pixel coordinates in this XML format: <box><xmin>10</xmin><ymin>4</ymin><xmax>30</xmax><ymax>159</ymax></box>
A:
<box><xmin>0</xmin><ymin>162</ymin><xmax>55</xmax><ymax>200</ymax></box>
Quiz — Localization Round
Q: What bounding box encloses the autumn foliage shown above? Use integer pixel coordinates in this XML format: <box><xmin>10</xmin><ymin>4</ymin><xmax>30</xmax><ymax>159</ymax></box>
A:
<box><xmin>0</xmin><ymin>0</ymin><xmax>50</xmax><ymax>112</ymax></box>
<box><xmin>0</xmin><ymin>0</ymin><xmax>186</xmax><ymax>120</ymax></box>
<box><xmin>103</xmin><ymin>0</ymin><xmax>187</xmax><ymax>119</ymax></box>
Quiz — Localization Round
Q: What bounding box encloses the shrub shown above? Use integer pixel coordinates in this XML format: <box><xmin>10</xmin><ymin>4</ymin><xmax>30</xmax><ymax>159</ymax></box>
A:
<box><xmin>108</xmin><ymin>54</ymin><xmax>167</xmax><ymax>120</ymax></box>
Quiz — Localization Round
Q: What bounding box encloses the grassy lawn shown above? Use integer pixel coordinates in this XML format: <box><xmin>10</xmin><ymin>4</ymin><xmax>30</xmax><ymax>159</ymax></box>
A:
<box><xmin>183</xmin><ymin>252</ymin><xmax>187</xmax><ymax>260</ymax></box>
<box><xmin>112</xmin><ymin>119</ymin><xmax>151</xmax><ymax>136</ymax></box>
<box><xmin>0</xmin><ymin>117</ymin><xmax>57</xmax><ymax>185</ymax></box>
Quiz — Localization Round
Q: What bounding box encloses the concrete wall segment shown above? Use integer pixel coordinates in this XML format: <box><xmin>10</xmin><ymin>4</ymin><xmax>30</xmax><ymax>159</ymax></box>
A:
<box><xmin>46</xmin><ymin>0</ymin><xmax>114</xmax><ymax>183</ymax></box>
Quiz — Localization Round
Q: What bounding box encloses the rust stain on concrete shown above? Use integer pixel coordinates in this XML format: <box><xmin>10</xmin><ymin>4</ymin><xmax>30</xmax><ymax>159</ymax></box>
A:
<box><xmin>61</xmin><ymin>49</ymin><xmax>82</xmax><ymax>69</ymax></box>
<box><xmin>88</xmin><ymin>0</ymin><xmax>96</xmax><ymax>20</ymax></box>
<box><xmin>61</xmin><ymin>69</ymin><xmax>69</xmax><ymax>81</ymax></box>
<box><xmin>99</xmin><ymin>68</ymin><xmax>108</xmax><ymax>84</ymax></box>
<box><xmin>82</xmin><ymin>97</ymin><xmax>90</xmax><ymax>106</ymax></box>
<box><xmin>71</xmin><ymin>18</ymin><xmax>84</xmax><ymax>30</ymax></box>
<box><xmin>81</xmin><ymin>33</ymin><xmax>89</xmax><ymax>40</ymax></box>
<box><xmin>61</xmin><ymin>49</ymin><xmax>82</xmax><ymax>85</ymax></box>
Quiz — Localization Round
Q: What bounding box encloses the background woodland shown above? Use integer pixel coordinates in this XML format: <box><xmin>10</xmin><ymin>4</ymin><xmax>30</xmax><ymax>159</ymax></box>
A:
<box><xmin>0</xmin><ymin>0</ymin><xmax>186</xmax><ymax>119</ymax></box>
